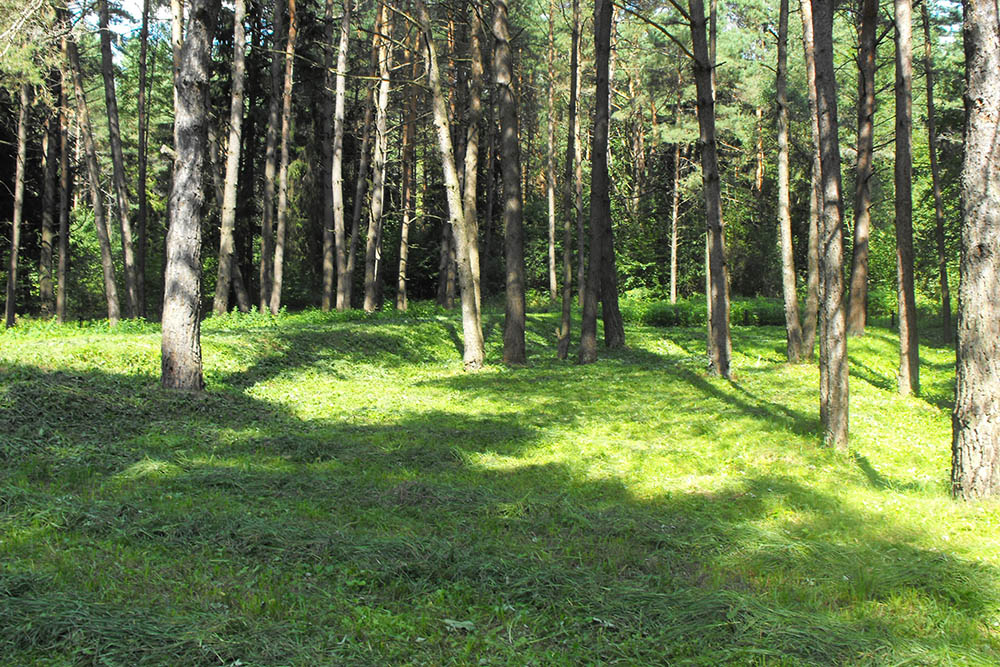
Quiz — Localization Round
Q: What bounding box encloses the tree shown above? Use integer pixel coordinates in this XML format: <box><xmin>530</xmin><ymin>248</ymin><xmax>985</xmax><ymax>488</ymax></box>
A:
<box><xmin>39</xmin><ymin>86</ymin><xmax>57</xmax><ymax>318</ymax></box>
<box><xmin>546</xmin><ymin>0</ymin><xmax>557</xmax><ymax>303</ymax></box>
<box><xmin>161</xmin><ymin>0</ymin><xmax>220</xmax><ymax>390</ymax></box>
<box><xmin>812</xmin><ymin>0</ymin><xmax>848</xmax><ymax>448</ymax></box>
<box><xmin>557</xmin><ymin>0</ymin><xmax>582</xmax><ymax>360</ymax></box>
<box><xmin>4</xmin><ymin>83</ymin><xmax>29</xmax><ymax>328</ymax></box>
<box><xmin>952</xmin><ymin>0</ymin><xmax>1000</xmax><ymax>499</ymax></box>
<box><xmin>363</xmin><ymin>0</ymin><xmax>392</xmax><ymax>313</ymax></box>
<box><xmin>136</xmin><ymin>0</ymin><xmax>150</xmax><ymax>316</ymax></box>
<box><xmin>259</xmin><ymin>0</ymin><xmax>285</xmax><ymax>310</ymax></box>
<box><xmin>269</xmin><ymin>0</ymin><xmax>297</xmax><ymax>315</ymax></box>
<box><xmin>57</xmin><ymin>63</ymin><xmax>70</xmax><ymax>324</ymax></box>
<box><xmin>213</xmin><ymin>0</ymin><xmax>247</xmax><ymax>316</ymax></box>
<box><xmin>799</xmin><ymin>0</ymin><xmax>821</xmax><ymax>358</ymax></box>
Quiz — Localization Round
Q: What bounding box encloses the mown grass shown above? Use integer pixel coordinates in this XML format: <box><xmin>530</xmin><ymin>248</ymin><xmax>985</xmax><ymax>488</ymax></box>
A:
<box><xmin>1</xmin><ymin>304</ymin><xmax>997</xmax><ymax>665</ymax></box>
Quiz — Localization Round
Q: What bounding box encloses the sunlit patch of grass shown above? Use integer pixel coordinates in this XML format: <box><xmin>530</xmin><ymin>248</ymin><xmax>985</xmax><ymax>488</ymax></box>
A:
<box><xmin>0</xmin><ymin>305</ymin><xmax>998</xmax><ymax>664</ymax></box>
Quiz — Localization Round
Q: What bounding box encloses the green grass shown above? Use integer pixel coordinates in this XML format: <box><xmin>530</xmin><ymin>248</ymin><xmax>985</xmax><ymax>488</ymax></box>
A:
<box><xmin>1</xmin><ymin>305</ymin><xmax>997</xmax><ymax>665</ymax></box>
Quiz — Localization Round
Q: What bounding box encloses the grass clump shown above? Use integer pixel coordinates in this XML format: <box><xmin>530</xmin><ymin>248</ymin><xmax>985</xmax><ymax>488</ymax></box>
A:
<box><xmin>0</xmin><ymin>304</ymin><xmax>997</xmax><ymax>665</ymax></box>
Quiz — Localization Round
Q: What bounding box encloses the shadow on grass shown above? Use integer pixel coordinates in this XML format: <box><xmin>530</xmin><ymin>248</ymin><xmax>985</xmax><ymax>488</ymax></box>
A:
<box><xmin>0</xmin><ymin>338</ymin><xmax>995</xmax><ymax>664</ymax></box>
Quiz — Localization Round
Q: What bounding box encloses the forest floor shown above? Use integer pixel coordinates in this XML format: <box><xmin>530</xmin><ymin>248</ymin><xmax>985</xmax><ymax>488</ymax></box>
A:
<box><xmin>1</xmin><ymin>304</ymin><xmax>998</xmax><ymax>665</ymax></box>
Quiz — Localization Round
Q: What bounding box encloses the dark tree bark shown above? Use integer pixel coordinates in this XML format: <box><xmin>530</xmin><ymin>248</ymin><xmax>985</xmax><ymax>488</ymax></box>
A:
<box><xmin>894</xmin><ymin>0</ymin><xmax>919</xmax><ymax>395</ymax></box>
<box><xmin>162</xmin><ymin>0</ymin><xmax>220</xmax><ymax>390</ymax></box>
<box><xmin>363</xmin><ymin>0</ymin><xmax>392</xmax><ymax>313</ymax></box>
<box><xmin>397</xmin><ymin>26</ymin><xmax>418</xmax><ymax>311</ymax></box>
<box><xmin>800</xmin><ymin>0</ymin><xmax>821</xmax><ymax>358</ymax></box>
<box><xmin>269</xmin><ymin>0</ymin><xmax>298</xmax><ymax>315</ymax></box>
<box><xmin>557</xmin><ymin>0</ymin><xmax>582</xmax><ymax>360</ymax></box>
<box><xmin>952</xmin><ymin>0</ymin><xmax>1000</xmax><ymax>499</ymax></box>
<box><xmin>847</xmin><ymin>0</ymin><xmax>877</xmax><ymax>336</ymax></box>
<box><xmin>99</xmin><ymin>0</ymin><xmax>140</xmax><ymax>318</ymax></box>
<box><xmin>776</xmin><ymin>0</ymin><xmax>802</xmax><ymax>362</ymax></box>
<box><xmin>259</xmin><ymin>0</ymin><xmax>285</xmax><ymax>310</ymax></box>
<box><xmin>688</xmin><ymin>0</ymin><xmax>731</xmax><ymax>377</ymax></box>
<box><xmin>57</xmin><ymin>62</ymin><xmax>71</xmax><ymax>323</ymax></box>
<box><xmin>66</xmin><ymin>27</ymin><xmax>121</xmax><ymax>325</ymax></box>
<box><xmin>812</xmin><ymin>0</ymin><xmax>849</xmax><ymax>449</ymax></box>
<box><xmin>495</xmin><ymin>0</ymin><xmax>527</xmax><ymax>364</ymax></box>
<box><xmin>137</xmin><ymin>0</ymin><xmax>150</xmax><ymax>317</ymax></box>
<box><xmin>921</xmin><ymin>0</ymin><xmax>951</xmax><ymax>341</ymax></box>
<box><xmin>213</xmin><ymin>0</ymin><xmax>247</xmax><ymax>315</ymax></box>
<box><xmin>4</xmin><ymin>84</ymin><xmax>29</xmax><ymax>329</ymax></box>
<box><xmin>40</xmin><ymin>94</ymin><xmax>58</xmax><ymax>318</ymax></box>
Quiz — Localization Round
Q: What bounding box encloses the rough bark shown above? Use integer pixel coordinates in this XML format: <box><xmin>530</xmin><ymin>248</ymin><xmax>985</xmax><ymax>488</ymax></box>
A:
<box><xmin>847</xmin><ymin>0</ymin><xmax>877</xmax><ymax>336</ymax></box>
<box><xmin>495</xmin><ymin>0</ymin><xmax>527</xmax><ymax>364</ymax></box>
<box><xmin>921</xmin><ymin>1</ymin><xmax>951</xmax><ymax>341</ymax></box>
<box><xmin>99</xmin><ymin>0</ymin><xmax>140</xmax><ymax>318</ymax></box>
<box><xmin>689</xmin><ymin>0</ymin><xmax>731</xmax><ymax>377</ymax></box>
<box><xmin>417</xmin><ymin>0</ymin><xmax>484</xmax><ymax>369</ymax></box>
<box><xmin>557</xmin><ymin>0</ymin><xmax>581</xmax><ymax>360</ymax></box>
<box><xmin>66</xmin><ymin>29</ymin><xmax>121</xmax><ymax>325</ymax></box>
<box><xmin>162</xmin><ymin>0</ymin><xmax>219</xmax><ymax>390</ymax></box>
<box><xmin>397</xmin><ymin>31</ymin><xmax>417</xmax><ymax>312</ymax></box>
<box><xmin>894</xmin><ymin>0</ymin><xmax>920</xmax><ymax>395</ymax></box>
<box><xmin>260</xmin><ymin>0</ymin><xmax>285</xmax><ymax>310</ymax></box>
<box><xmin>269</xmin><ymin>0</ymin><xmax>298</xmax><ymax>315</ymax></box>
<box><xmin>4</xmin><ymin>84</ymin><xmax>29</xmax><ymax>328</ymax></box>
<box><xmin>776</xmin><ymin>0</ymin><xmax>802</xmax><ymax>362</ymax></box>
<box><xmin>40</xmin><ymin>96</ymin><xmax>57</xmax><ymax>318</ymax></box>
<box><xmin>800</xmin><ymin>0</ymin><xmax>821</xmax><ymax>358</ymax></box>
<box><xmin>812</xmin><ymin>0</ymin><xmax>849</xmax><ymax>449</ymax></box>
<box><xmin>331</xmin><ymin>0</ymin><xmax>351</xmax><ymax>311</ymax></box>
<box><xmin>462</xmin><ymin>6</ymin><xmax>485</xmax><ymax>319</ymax></box>
<box><xmin>213</xmin><ymin>0</ymin><xmax>247</xmax><ymax>315</ymax></box>
<box><xmin>952</xmin><ymin>0</ymin><xmax>1000</xmax><ymax>499</ymax></box>
<box><xmin>364</xmin><ymin>0</ymin><xmax>392</xmax><ymax>313</ymax></box>
<box><xmin>137</xmin><ymin>0</ymin><xmax>150</xmax><ymax>317</ymax></box>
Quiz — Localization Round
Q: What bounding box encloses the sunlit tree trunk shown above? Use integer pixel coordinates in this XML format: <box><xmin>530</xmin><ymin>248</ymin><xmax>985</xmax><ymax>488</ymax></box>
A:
<box><xmin>557</xmin><ymin>0</ymin><xmax>581</xmax><ymax>359</ymax></box>
<box><xmin>331</xmin><ymin>0</ymin><xmax>352</xmax><ymax>311</ymax></box>
<box><xmin>4</xmin><ymin>84</ymin><xmax>29</xmax><ymax>328</ymax></box>
<box><xmin>137</xmin><ymin>0</ymin><xmax>150</xmax><ymax>316</ymax></box>
<box><xmin>269</xmin><ymin>0</ymin><xmax>298</xmax><ymax>315</ymax></box>
<box><xmin>546</xmin><ymin>0</ymin><xmax>557</xmax><ymax>303</ymax></box>
<box><xmin>40</xmin><ymin>93</ymin><xmax>57</xmax><ymax>318</ymax></box>
<box><xmin>397</xmin><ymin>32</ymin><xmax>417</xmax><ymax>312</ymax></box>
<box><xmin>260</xmin><ymin>0</ymin><xmax>285</xmax><ymax>310</ymax></box>
<box><xmin>800</xmin><ymin>0</ymin><xmax>821</xmax><ymax>358</ymax></box>
<box><xmin>462</xmin><ymin>5</ymin><xmax>485</xmax><ymax>317</ymax></box>
<box><xmin>57</xmin><ymin>57</ymin><xmax>71</xmax><ymax>324</ymax></box>
<box><xmin>363</xmin><ymin>0</ymin><xmax>392</xmax><ymax>313</ymax></box>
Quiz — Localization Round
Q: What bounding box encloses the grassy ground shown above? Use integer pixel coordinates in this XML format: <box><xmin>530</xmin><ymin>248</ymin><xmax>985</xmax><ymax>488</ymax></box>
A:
<box><xmin>1</xmin><ymin>305</ymin><xmax>997</xmax><ymax>665</ymax></box>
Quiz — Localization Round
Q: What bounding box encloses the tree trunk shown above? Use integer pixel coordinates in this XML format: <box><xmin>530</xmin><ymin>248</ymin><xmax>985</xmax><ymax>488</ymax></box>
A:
<box><xmin>417</xmin><ymin>0</ymin><xmax>484</xmax><ymax>369</ymax></box>
<box><xmin>346</xmin><ymin>34</ymin><xmax>379</xmax><ymax>311</ymax></box>
<box><xmin>847</xmin><ymin>0</ymin><xmax>876</xmax><ymax>336</ymax></box>
<box><xmin>546</xmin><ymin>0</ymin><xmax>557</xmax><ymax>303</ymax></box>
<box><xmin>670</xmin><ymin>142</ymin><xmax>681</xmax><ymax>304</ymax></box>
<box><xmin>688</xmin><ymin>0</ymin><xmax>731</xmax><ymax>377</ymax></box>
<box><xmin>776</xmin><ymin>0</ymin><xmax>802</xmax><ymax>362</ymax></box>
<box><xmin>462</xmin><ymin>6</ymin><xmax>485</xmax><ymax>319</ymax></box>
<box><xmin>364</xmin><ymin>0</ymin><xmax>392</xmax><ymax>313</ymax></box>
<box><xmin>162</xmin><ymin>0</ymin><xmax>219</xmax><ymax>390</ymax></box>
<box><xmin>575</xmin><ymin>19</ymin><xmax>585</xmax><ymax>309</ymax></box>
<box><xmin>799</xmin><ymin>0</ymin><xmax>821</xmax><ymax>358</ymax></box>
<box><xmin>171</xmin><ymin>0</ymin><xmax>184</xmax><ymax>107</ymax></box>
<box><xmin>137</xmin><ymin>0</ymin><xmax>150</xmax><ymax>317</ymax></box>
<box><xmin>894</xmin><ymin>0</ymin><xmax>919</xmax><ymax>395</ymax></box>
<box><xmin>4</xmin><ymin>84</ymin><xmax>29</xmax><ymax>328</ymax></box>
<box><xmin>40</xmin><ymin>93</ymin><xmax>58</xmax><ymax>318</ymax></box>
<box><xmin>269</xmin><ymin>0</ymin><xmax>298</xmax><ymax>315</ymax></box>
<box><xmin>330</xmin><ymin>0</ymin><xmax>351</xmax><ymax>311</ymax></box>
<box><xmin>812</xmin><ymin>0</ymin><xmax>849</xmax><ymax>449</ymax></box>
<box><xmin>557</xmin><ymin>0</ymin><xmax>581</xmax><ymax>359</ymax></box>
<box><xmin>57</xmin><ymin>72</ymin><xmax>71</xmax><ymax>324</ymax></box>
<box><xmin>397</xmin><ymin>32</ymin><xmax>417</xmax><ymax>312</ymax></box>
<box><xmin>66</xmin><ymin>28</ymin><xmax>121</xmax><ymax>325</ymax></box>
<box><xmin>259</xmin><ymin>0</ymin><xmax>285</xmax><ymax>310</ymax></box>
<box><xmin>921</xmin><ymin>0</ymin><xmax>951</xmax><ymax>342</ymax></box>
<box><xmin>952</xmin><ymin>0</ymin><xmax>1000</xmax><ymax>499</ymax></box>
<box><xmin>213</xmin><ymin>0</ymin><xmax>247</xmax><ymax>315</ymax></box>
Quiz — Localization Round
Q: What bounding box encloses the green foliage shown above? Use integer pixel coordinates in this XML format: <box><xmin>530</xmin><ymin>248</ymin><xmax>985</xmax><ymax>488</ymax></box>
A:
<box><xmin>621</xmin><ymin>292</ymin><xmax>787</xmax><ymax>327</ymax></box>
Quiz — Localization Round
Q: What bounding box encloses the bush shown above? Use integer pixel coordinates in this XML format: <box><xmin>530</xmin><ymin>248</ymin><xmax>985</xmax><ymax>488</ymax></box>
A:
<box><xmin>620</xmin><ymin>294</ymin><xmax>788</xmax><ymax>328</ymax></box>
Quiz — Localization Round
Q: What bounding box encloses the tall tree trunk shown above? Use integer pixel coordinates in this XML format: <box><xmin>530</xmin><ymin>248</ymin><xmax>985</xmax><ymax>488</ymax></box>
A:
<box><xmin>546</xmin><ymin>0</ymin><xmax>557</xmax><ymax>303</ymax></box>
<box><xmin>574</xmin><ymin>22</ymin><xmax>585</xmax><ymax>309</ymax></box>
<box><xmin>417</xmin><ymin>0</ymin><xmax>484</xmax><ymax>369</ymax></box>
<box><xmin>137</xmin><ymin>0</ymin><xmax>150</xmax><ymax>317</ymax></box>
<box><xmin>397</xmin><ymin>31</ymin><xmax>417</xmax><ymax>312</ymax></box>
<box><xmin>162</xmin><ymin>0</ymin><xmax>219</xmax><ymax>390</ymax></box>
<box><xmin>921</xmin><ymin>2</ymin><xmax>951</xmax><ymax>342</ymax></box>
<box><xmin>894</xmin><ymin>0</ymin><xmax>919</xmax><ymax>395</ymax></box>
<box><xmin>331</xmin><ymin>0</ymin><xmax>352</xmax><ymax>311</ymax></box>
<box><xmin>952</xmin><ymin>0</ymin><xmax>1000</xmax><ymax>499</ymax></box>
<box><xmin>776</xmin><ymin>0</ymin><xmax>802</xmax><ymax>362</ymax></box>
<box><xmin>847</xmin><ymin>0</ymin><xmax>877</xmax><ymax>336</ymax></box>
<box><xmin>347</xmin><ymin>33</ymin><xmax>379</xmax><ymax>310</ymax></box>
<box><xmin>462</xmin><ymin>5</ymin><xmax>485</xmax><ymax>318</ymax></box>
<box><xmin>213</xmin><ymin>0</ymin><xmax>247</xmax><ymax>315</ymax></box>
<box><xmin>364</xmin><ymin>0</ymin><xmax>392</xmax><ymax>313</ymax></box>
<box><xmin>269</xmin><ymin>0</ymin><xmax>298</xmax><ymax>315</ymax></box>
<box><xmin>670</xmin><ymin>142</ymin><xmax>681</xmax><ymax>304</ymax></box>
<box><xmin>171</xmin><ymin>0</ymin><xmax>184</xmax><ymax>107</ymax></box>
<box><xmin>812</xmin><ymin>0</ymin><xmax>849</xmax><ymax>449</ymax></box>
<box><xmin>66</xmin><ymin>28</ymin><xmax>121</xmax><ymax>325</ymax></box>
<box><xmin>57</xmin><ymin>73</ymin><xmax>71</xmax><ymax>323</ymax></box>
<box><xmin>4</xmin><ymin>84</ymin><xmax>29</xmax><ymax>328</ymax></box>
<box><xmin>99</xmin><ymin>0</ymin><xmax>140</xmax><ymax>318</ymax></box>
<box><xmin>557</xmin><ymin>0</ymin><xmax>581</xmax><ymax>359</ymax></box>
<box><xmin>40</xmin><ymin>94</ymin><xmax>58</xmax><ymax>318</ymax></box>
<box><xmin>800</xmin><ymin>0</ymin><xmax>821</xmax><ymax>358</ymax></box>
<box><xmin>495</xmin><ymin>0</ymin><xmax>527</xmax><ymax>364</ymax></box>
<box><xmin>260</xmin><ymin>0</ymin><xmax>285</xmax><ymax>310</ymax></box>
<box><xmin>688</xmin><ymin>0</ymin><xmax>731</xmax><ymax>377</ymax></box>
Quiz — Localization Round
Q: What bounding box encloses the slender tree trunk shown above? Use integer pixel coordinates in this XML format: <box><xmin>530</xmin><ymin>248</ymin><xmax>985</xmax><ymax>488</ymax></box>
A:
<box><xmin>575</xmin><ymin>23</ymin><xmax>585</xmax><ymax>308</ymax></box>
<box><xmin>495</xmin><ymin>0</ymin><xmax>527</xmax><ymax>364</ymax></box>
<box><xmin>98</xmin><ymin>0</ymin><xmax>140</xmax><ymax>318</ymax></box>
<box><xmin>952</xmin><ymin>0</ymin><xmax>1000</xmax><ymax>499</ymax></box>
<box><xmin>847</xmin><ymin>0</ymin><xmax>877</xmax><ymax>336</ymax></box>
<box><xmin>330</xmin><ymin>0</ymin><xmax>352</xmax><ymax>310</ymax></box>
<box><xmin>66</xmin><ymin>28</ymin><xmax>121</xmax><ymax>325</ymax></box>
<box><xmin>260</xmin><ymin>0</ymin><xmax>285</xmax><ymax>310</ymax></box>
<box><xmin>776</xmin><ymin>0</ymin><xmax>802</xmax><ymax>362</ymax></box>
<box><xmin>462</xmin><ymin>5</ymin><xmax>485</xmax><ymax>318</ymax></box>
<box><xmin>688</xmin><ymin>0</ymin><xmax>731</xmax><ymax>377</ymax></box>
<box><xmin>57</xmin><ymin>75</ymin><xmax>71</xmax><ymax>324</ymax></box>
<box><xmin>417</xmin><ymin>0</ymin><xmax>485</xmax><ymax>369</ymax></box>
<box><xmin>894</xmin><ymin>0</ymin><xmax>919</xmax><ymax>395</ymax></box>
<box><xmin>813</xmin><ymin>0</ymin><xmax>849</xmax><ymax>448</ymax></box>
<box><xmin>269</xmin><ymin>0</ymin><xmax>298</xmax><ymax>315</ymax></box>
<box><xmin>364</xmin><ymin>0</ymin><xmax>392</xmax><ymax>313</ymax></box>
<box><xmin>557</xmin><ymin>0</ymin><xmax>581</xmax><ymax>359</ymax></box>
<box><xmin>4</xmin><ymin>84</ymin><xmax>29</xmax><ymax>328</ymax></box>
<box><xmin>347</xmin><ymin>35</ymin><xmax>378</xmax><ymax>310</ymax></box>
<box><xmin>670</xmin><ymin>142</ymin><xmax>681</xmax><ymax>304</ymax></box>
<box><xmin>40</xmin><ymin>95</ymin><xmax>58</xmax><ymax>318</ymax></box>
<box><xmin>800</xmin><ymin>0</ymin><xmax>821</xmax><ymax>358</ymax></box>
<box><xmin>137</xmin><ymin>0</ymin><xmax>150</xmax><ymax>317</ymax></box>
<box><xmin>213</xmin><ymin>0</ymin><xmax>247</xmax><ymax>315</ymax></box>
<box><xmin>162</xmin><ymin>0</ymin><xmax>219</xmax><ymax>390</ymax></box>
<box><xmin>397</xmin><ymin>33</ymin><xmax>417</xmax><ymax>312</ymax></box>
<box><xmin>546</xmin><ymin>0</ymin><xmax>557</xmax><ymax>303</ymax></box>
